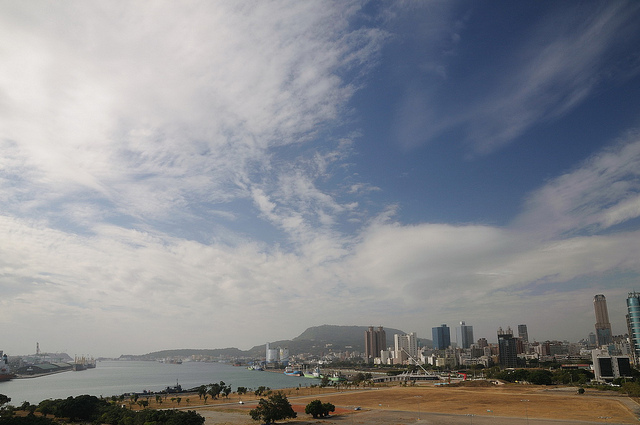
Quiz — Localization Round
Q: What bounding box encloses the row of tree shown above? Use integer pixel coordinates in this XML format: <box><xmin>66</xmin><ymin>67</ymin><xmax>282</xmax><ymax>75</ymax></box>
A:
<box><xmin>0</xmin><ymin>394</ymin><xmax>204</xmax><ymax>425</ymax></box>
<box><xmin>1</xmin><ymin>390</ymin><xmax>336</xmax><ymax>425</ymax></box>
<box><xmin>195</xmin><ymin>381</ymin><xmax>232</xmax><ymax>403</ymax></box>
<box><xmin>484</xmin><ymin>367</ymin><xmax>594</xmax><ymax>385</ymax></box>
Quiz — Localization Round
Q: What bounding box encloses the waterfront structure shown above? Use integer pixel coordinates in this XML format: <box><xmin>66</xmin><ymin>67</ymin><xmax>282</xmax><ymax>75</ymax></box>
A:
<box><xmin>456</xmin><ymin>321</ymin><xmax>474</xmax><ymax>349</ymax></box>
<box><xmin>592</xmin><ymin>348</ymin><xmax>633</xmax><ymax>382</ymax></box>
<box><xmin>279</xmin><ymin>347</ymin><xmax>289</xmax><ymax>366</ymax></box>
<box><xmin>432</xmin><ymin>324</ymin><xmax>451</xmax><ymax>350</ymax></box>
<box><xmin>517</xmin><ymin>324</ymin><xmax>529</xmax><ymax>344</ymax></box>
<box><xmin>626</xmin><ymin>292</ymin><xmax>640</xmax><ymax>363</ymax></box>
<box><xmin>497</xmin><ymin>327</ymin><xmax>518</xmax><ymax>368</ymax></box>
<box><xmin>265</xmin><ymin>342</ymin><xmax>278</xmax><ymax>363</ymax></box>
<box><xmin>594</xmin><ymin>294</ymin><xmax>613</xmax><ymax>347</ymax></box>
<box><xmin>365</xmin><ymin>326</ymin><xmax>386</xmax><ymax>363</ymax></box>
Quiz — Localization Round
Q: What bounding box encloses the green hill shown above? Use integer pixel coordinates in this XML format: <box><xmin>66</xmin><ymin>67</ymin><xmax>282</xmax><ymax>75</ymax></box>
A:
<box><xmin>128</xmin><ymin>325</ymin><xmax>432</xmax><ymax>359</ymax></box>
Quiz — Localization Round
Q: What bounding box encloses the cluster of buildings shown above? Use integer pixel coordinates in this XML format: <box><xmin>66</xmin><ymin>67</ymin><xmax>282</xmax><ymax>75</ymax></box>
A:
<box><xmin>364</xmin><ymin>323</ymin><xmax>542</xmax><ymax>370</ymax></box>
<box><xmin>257</xmin><ymin>292</ymin><xmax>640</xmax><ymax>384</ymax></box>
<box><xmin>360</xmin><ymin>293</ymin><xmax>640</xmax><ymax>383</ymax></box>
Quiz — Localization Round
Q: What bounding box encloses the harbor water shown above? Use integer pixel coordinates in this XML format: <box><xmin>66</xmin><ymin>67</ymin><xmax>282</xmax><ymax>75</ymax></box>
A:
<box><xmin>0</xmin><ymin>361</ymin><xmax>310</xmax><ymax>405</ymax></box>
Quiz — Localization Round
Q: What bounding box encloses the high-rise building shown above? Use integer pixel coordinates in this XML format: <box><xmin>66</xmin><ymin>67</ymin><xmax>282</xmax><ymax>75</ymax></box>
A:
<box><xmin>365</xmin><ymin>326</ymin><xmax>386</xmax><ymax>362</ymax></box>
<box><xmin>517</xmin><ymin>324</ymin><xmax>529</xmax><ymax>343</ymax></box>
<box><xmin>626</xmin><ymin>292</ymin><xmax>640</xmax><ymax>363</ymax></box>
<box><xmin>594</xmin><ymin>294</ymin><xmax>613</xmax><ymax>346</ymax></box>
<box><xmin>394</xmin><ymin>332</ymin><xmax>418</xmax><ymax>363</ymax></box>
<box><xmin>432</xmin><ymin>324</ymin><xmax>451</xmax><ymax>350</ymax></box>
<box><xmin>497</xmin><ymin>327</ymin><xmax>518</xmax><ymax>368</ymax></box>
<box><xmin>456</xmin><ymin>321</ymin><xmax>474</xmax><ymax>349</ymax></box>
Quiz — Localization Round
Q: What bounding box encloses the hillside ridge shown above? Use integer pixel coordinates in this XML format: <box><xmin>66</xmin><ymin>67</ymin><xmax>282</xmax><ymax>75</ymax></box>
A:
<box><xmin>124</xmin><ymin>324</ymin><xmax>432</xmax><ymax>359</ymax></box>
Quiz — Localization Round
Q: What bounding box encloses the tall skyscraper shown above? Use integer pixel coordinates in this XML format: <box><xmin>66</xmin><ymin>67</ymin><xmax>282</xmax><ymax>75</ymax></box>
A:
<box><xmin>497</xmin><ymin>327</ymin><xmax>518</xmax><ymax>368</ymax></box>
<box><xmin>432</xmin><ymin>324</ymin><xmax>451</xmax><ymax>350</ymax></box>
<box><xmin>594</xmin><ymin>294</ymin><xmax>613</xmax><ymax>346</ymax></box>
<box><xmin>456</xmin><ymin>321</ymin><xmax>474</xmax><ymax>349</ymax></box>
<box><xmin>365</xmin><ymin>326</ymin><xmax>386</xmax><ymax>362</ymax></box>
<box><xmin>626</xmin><ymin>292</ymin><xmax>640</xmax><ymax>363</ymax></box>
<box><xmin>394</xmin><ymin>332</ymin><xmax>418</xmax><ymax>363</ymax></box>
<box><xmin>517</xmin><ymin>324</ymin><xmax>529</xmax><ymax>343</ymax></box>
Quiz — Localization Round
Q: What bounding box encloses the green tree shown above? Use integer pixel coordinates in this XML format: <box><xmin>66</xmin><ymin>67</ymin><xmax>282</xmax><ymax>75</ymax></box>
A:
<box><xmin>208</xmin><ymin>383</ymin><xmax>222</xmax><ymax>400</ymax></box>
<box><xmin>321</xmin><ymin>375</ymin><xmax>331</xmax><ymax>387</ymax></box>
<box><xmin>0</xmin><ymin>394</ymin><xmax>11</xmax><ymax>407</ymax></box>
<box><xmin>305</xmin><ymin>400</ymin><xmax>336</xmax><ymax>418</ymax></box>
<box><xmin>197</xmin><ymin>385</ymin><xmax>207</xmax><ymax>400</ymax></box>
<box><xmin>528</xmin><ymin>370</ymin><xmax>553</xmax><ymax>385</ymax></box>
<box><xmin>249</xmin><ymin>392</ymin><xmax>297</xmax><ymax>424</ymax></box>
<box><xmin>255</xmin><ymin>386</ymin><xmax>268</xmax><ymax>397</ymax></box>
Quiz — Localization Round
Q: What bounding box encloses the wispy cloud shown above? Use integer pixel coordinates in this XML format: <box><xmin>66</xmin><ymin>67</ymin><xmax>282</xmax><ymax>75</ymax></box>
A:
<box><xmin>1</xmin><ymin>1</ymin><xmax>639</xmax><ymax>355</ymax></box>
<box><xmin>388</xmin><ymin>2</ymin><xmax>640</xmax><ymax>154</ymax></box>
<box><xmin>514</xmin><ymin>132</ymin><xmax>640</xmax><ymax>238</ymax></box>
<box><xmin>467</xmin><ymin>2</ymin><xmax>640</xmax><ymax>154</ymax></box>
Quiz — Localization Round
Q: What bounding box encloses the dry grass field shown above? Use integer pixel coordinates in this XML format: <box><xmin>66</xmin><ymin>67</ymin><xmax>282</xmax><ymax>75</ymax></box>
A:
<box><xmin>142</xmin><ymin>382</ymin><xmax>640</xmax><ymax>424</ymax></box>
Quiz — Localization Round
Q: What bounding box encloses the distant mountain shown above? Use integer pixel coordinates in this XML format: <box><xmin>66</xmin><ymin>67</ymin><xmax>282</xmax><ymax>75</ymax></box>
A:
<box><xmin>128</xmin><ymin>325</ymin><xmax>432</xmax><ymax>359</ymax></box>
<box><xmin>120</xmin><ymin>348</ymin><xmax>245</xmax><ymax>361</ymax></box>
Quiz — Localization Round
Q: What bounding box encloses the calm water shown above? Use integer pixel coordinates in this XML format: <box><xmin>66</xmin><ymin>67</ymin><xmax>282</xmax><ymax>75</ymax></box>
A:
<box><xmin>0</xmin><ymin>361</ymin><xmax>310</xmax><ymax>405</ymax></box>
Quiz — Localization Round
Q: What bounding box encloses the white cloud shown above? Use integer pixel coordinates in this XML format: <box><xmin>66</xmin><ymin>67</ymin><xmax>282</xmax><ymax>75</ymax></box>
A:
<box><xmin>0</xmin><ymin>1</ymin><xmax>639</xmax><ymax>356</ymax></box>
<box><xmin>514</xmin><ymin>134</ymin><xmax>640</xmax><ymax>237</ymax></box>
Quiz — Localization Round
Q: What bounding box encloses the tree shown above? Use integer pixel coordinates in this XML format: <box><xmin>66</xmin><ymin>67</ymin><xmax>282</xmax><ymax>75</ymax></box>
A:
<box><xmin>249</xmin><ymin>392</ymin><xmax>297</xmax><ymax>424</ymax></box>
<box><xmin>255</xmin><ymin>386</ymin><xmax>268</xmax><ymax>397</ymax></box>
<box><xmin>197</xmin><ymin>385</ymin><xmax>207</xmax><ymax>400</ymax></box>
<box><xmin>208</xmin><ymin>383</ymin><xmax>222</xmax><ymax>400</ymax></box>
<box><xmin>0</xmin><ymin>394</ymin><xmax>11</xmax><ymax>407</ymax></box>
<box><xmin>305</xmin><ymin>400</ymin><xmax>335</xmax><ymax>418</ymax></box>
<box><xmin>528</xmin><ymin>370</ymin><xmax>553</xmax><ymax>385</ymax></box>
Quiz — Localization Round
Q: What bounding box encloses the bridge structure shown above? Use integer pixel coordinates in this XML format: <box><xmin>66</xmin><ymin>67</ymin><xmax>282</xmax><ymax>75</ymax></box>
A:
<box><xmin>370</xmin><ymin>371</ymin><xmax>442</xmax><ymax>383</ymax></box>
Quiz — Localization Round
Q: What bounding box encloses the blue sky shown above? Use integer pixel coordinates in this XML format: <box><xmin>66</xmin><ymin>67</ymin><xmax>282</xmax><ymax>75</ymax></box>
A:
<box><xmin>1</xmin><ymin>1</ymin><xmax>640</xmax><ymax>357</ymax></box>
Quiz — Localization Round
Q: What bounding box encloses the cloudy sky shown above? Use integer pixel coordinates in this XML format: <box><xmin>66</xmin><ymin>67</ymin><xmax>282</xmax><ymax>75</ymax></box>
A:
<box><xmin>2</xmin><ymin>1</ymin><xmax>640</xmax><ymax>357</ymax></box>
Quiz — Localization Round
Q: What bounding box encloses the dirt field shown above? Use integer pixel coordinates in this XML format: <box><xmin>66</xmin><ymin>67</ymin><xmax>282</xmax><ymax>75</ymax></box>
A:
<box><xmin>138</xmin><ymin>383</ymin><xmax>640</xmax><ymax>424</ymax></box>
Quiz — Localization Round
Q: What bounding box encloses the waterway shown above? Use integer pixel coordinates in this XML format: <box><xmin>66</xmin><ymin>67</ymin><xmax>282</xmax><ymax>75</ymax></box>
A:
<box><xmin>0</xmin><ymin>361</ymin><xmax>310</xmax><ymax>405</ymax></box>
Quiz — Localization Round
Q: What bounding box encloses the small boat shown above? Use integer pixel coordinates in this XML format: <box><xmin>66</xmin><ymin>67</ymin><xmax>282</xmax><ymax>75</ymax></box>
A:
<box><xmin>328</xmin><ymin>372</ymin><xmax>346</xmax><ymax>382</ymax></box>
<box><xmin>284</xmin><ymin>366</ymin><xmax>303</xmax><ymax>376</ymax></box>
<box><xmin>304</xmin><ymin>367</ymin><xmax>322</xmax><ymax>379</ymax></box>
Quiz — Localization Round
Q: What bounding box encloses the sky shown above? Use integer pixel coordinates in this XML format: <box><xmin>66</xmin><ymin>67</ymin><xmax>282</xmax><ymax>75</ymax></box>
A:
<box><xmin>1</xmin><ymin>1</ymin><xmax>640</xmax><ymax>358</ymax></box>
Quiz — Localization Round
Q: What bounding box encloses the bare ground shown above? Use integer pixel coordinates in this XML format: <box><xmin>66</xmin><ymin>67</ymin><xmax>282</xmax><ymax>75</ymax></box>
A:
<box><xmin>140</xmin><ymin>383</ymin><xmax>640</xmax><ymax>425</ymax></box>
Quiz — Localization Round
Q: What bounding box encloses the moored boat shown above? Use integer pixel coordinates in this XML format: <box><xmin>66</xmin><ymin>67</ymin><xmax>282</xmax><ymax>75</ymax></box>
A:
<box><xmin>303</xmin><ymin>366</ymin><xmax>322</xmax><ymax>379</ymax></box>
<box><xmin>328</xmin><ymin>372</ymin><xmax>346</xmax><ymax>382</ymax></box>
<box><xmin>284</xmin><ymin>366</ymin><xmax>303</xmax><ymax>376</ymax></box>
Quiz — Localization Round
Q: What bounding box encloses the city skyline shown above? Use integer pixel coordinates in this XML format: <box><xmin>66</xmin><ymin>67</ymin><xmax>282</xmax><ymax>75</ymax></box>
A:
<box><xmin>1</xmin><ymin>2</ymin><xmax>640</xmax><ymax>357</ymax></box>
